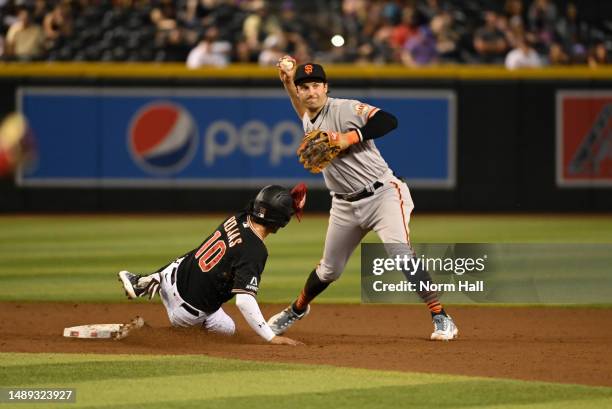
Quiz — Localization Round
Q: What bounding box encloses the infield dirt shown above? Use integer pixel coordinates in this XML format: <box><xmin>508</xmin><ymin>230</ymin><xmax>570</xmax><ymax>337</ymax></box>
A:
<box><xmin>1</xmin><ymin>302</ymin><xmax>610</xmax><ymax>387</ymax></box>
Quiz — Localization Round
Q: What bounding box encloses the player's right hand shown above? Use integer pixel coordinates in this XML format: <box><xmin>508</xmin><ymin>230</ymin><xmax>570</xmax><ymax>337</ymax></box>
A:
<box><xmin>270</xmin><ymin>335</ymin><xmax>304</xmax><ymax>346</ymax></box>
<box><xmin>277</xmin><ymin>55</ymin><xmax>297</xmax><ymax>85</ymax></box>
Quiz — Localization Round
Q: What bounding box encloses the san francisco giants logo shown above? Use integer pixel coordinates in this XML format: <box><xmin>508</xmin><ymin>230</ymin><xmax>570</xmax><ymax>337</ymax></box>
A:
<box><xmin>304</xmin><ymin>64</ymin><xmax>313</xmax><ymax>74</ymax></box>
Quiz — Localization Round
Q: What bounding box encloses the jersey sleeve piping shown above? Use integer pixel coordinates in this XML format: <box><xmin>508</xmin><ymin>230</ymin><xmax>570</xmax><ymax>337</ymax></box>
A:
<box><xmin>367</xmin><ymin>107</ymin><xmax>381</xmax><ymax>120</ymax></box>
<box><xmin>232</xmin><ymin>288</ymin><xmax>257</xmax><ymax>297</ymax></box>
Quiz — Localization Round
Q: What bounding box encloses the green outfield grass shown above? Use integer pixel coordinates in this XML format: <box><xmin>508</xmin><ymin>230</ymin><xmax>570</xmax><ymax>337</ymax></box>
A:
<box><xmin>1</xmin><ymin>215</ymin><xmax>612</xmax><ymax>303</ymax></box>
<box><xmin>1</xmin><ymin>353</ymin><xmax>611</xmax><ymax>409</ymax></box>
<box><xmin>2</xmin><ymin>215</ymin><xmax>612</xmax><ymax>409</ymax></box>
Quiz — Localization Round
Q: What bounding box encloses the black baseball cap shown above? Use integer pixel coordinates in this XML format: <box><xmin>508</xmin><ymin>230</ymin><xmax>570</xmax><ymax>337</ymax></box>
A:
<box><xmin>294</xmin><ymin>63</ymin><xmax>327</xmax><ymax>86</ymax></box>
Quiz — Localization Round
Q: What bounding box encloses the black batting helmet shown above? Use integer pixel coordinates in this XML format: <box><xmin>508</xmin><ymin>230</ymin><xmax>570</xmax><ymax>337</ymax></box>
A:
<box><xmin>249</xmin><ymin>185</ymin><xmax>294</xmax><ymax>228</ymax></box>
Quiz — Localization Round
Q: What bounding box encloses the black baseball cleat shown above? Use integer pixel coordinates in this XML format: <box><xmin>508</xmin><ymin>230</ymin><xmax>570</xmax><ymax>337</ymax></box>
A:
<box><xmin>118</xmin><ymin>271</ymin><xmax>146</xmax><ymax>299</ymax></box>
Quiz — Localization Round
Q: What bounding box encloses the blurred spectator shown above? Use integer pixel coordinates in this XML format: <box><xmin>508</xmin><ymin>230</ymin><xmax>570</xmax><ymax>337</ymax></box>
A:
<box><xmin>504</xmin><ymin>0</ymin><xmax>525</xmax><ymax>31</ymax></box>
<box><xmin>382</xmin><ymin>1</ymin><xmax>401</xmax><ymax>26</ymax></box>
<box><xmin>0</xmin><ymin>0</ymin><xmax>609</xmax><ymax>67</ymax></box>
<box><xmin>431</xmin><ymin>11</ymin><xmax>459</xmax><ymax>63</ymax></box>
<box><xmin>204</xmin><ymin>0</ymin><xmax>242</xmax><ymax>43</ymax></box>
<box><xmin>390</xmin><ymin>6</ymin><xmax>418</xmax><ymax>50</ymax></box>
<box><xmin>31</xmin><ymin>0</ymin><xmax>48</xmax><ymax>25</ymax></box>
<box><xmin>233</xmin><ymin>36</ymin><xmax>256</xmax><ymax>63</ymax></box>
<box><xmin>349</xmin><ymin>2</ymin><xmax>393</xmax><ymax>64</ymax></box>
<box><xmin>528</xmin><ymin>0</ymin><xmax>556</xmax><ymax>30</ymax></box>
<box><xmin>258</xmin><ymin>32</ymin><xmax>285</xmax><ymax>66</ymax></box>
<box><xmin>242</xmin><ymin>0</ymin><xmax>280</xmax><ymax>57</ymax></box>
<box><xmin>358</xmin><ymin>1</ymin><xmax>383</xmax><ymax>50</ymax></box>
<box><xmin>505</xmin><ymin>32</ymin><xmax>542</xmax><ymax>69</ymax></box>
<box><xmin>186</xmin><ymin>26</ymin><xmax>231</xmax><ymax>68</ymax></box>
<box><xmin>548</xmin><ymin>42</ymin><xmax>570</xmax><ymax>65</ymax></box>
<box><xmin>559</xmin><ymin>2</ymin><xmax>587</xmax><ymax>64</ymax></box>
<box><xmin>5</xmin><ymin>7</ymin><xmax>45</xmax><ymax>60</ymax></box>
<box><xmin>418</xmin><ymin>0</ymin><xmax>447</xmax><ymax>23</ymax></box>
<box><xmin>370</xmin><ymin>13</ymin><xmax>395</xmax><ymax>63</ymax></box>
<box><xmin>151</xmin><ymin>0</ymin><xmax>177</xmax><ymax>31</ymax></box>
<box><xmin>279</xmin><ymin>1</ymin><xmax>312</xmax><ymax>63</ymax></box>
<box><xmin>277</xmin><ymin>1</ymin><xmax>311</xmax><ymax>61</ymax></box>
<box><xmin>43</xmin><ymin>1</ymin><xmax>72</xmax><ymax>48</ymax></box>
<box><xmin>556</xmin><ymin>3</ymin><xmax>587</xmax><ymax>54</ymax></box>
<box><xmin>177</xmin><ymin>0</ymin><xmax>198</xmax><ymax>29</ymax></box>
<box><xmin>178</xmin><ymin>0</ymin><xmax>212</xmax><ymax>31</ymax></box>
<box><xmin>588</xmin><ymin>42</ymin><xmax>609</xmax><ymax>67</ymax></box>
<box><xmin>283</xmin><ymin>31</ymin><xmax>310</xmax><ymax>62</ymax></box>
<box><xmin>157</xmin><ymin>28</ymin><xmax>190</xmax><ymax>62</ymax></box>
<box><xmin>291</xmin><ymin>36</ymin><xmax>311</xmax><ymax>62</ymax></box>
<box><xmin>528</xmin><ymin>0</ymin><xmax>556</xmax><ymax>51</ymax></box>
<box><xmin>1</xmin><ymin>2</ymin><xmax>19</xmax><ymax>35</ymax></box>
<box><xmin>496</xmin><ymin>14</ymin><xmax>518</xmax><ymax>49</ymax></box>
<box><xmin>569</xmin><ymin>42</ymin><xmax>588</xmax><ymax>64</ymax></box>
<box><xmin>335</xmin><ymin>0</ymin><xmax>367</xmax><ymax>61</ymax></box>
<box><xmin>176</xmin><ymin>0</ymin><xmax>205</xmax><ymax>47</ymax></box>
<box><xmin>473</xmin><ymin>10</ymin><xmax>508</xmax><ymax>64</ymax></box>
<box><xmin>401</xmin><ymin>26</ymin><xmax>437</xmax><ymax>66</ymax></box>
<box><xmin>278</xmin><ymin>1</ymin><xmax>307</xmax><ymax>42</ymax></box>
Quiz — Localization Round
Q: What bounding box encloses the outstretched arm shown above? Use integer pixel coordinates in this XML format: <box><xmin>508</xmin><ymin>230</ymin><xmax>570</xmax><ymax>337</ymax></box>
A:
<box><xmin>277</xmin><ymin>56</ymin><xmax>306</xmax><ymax>119</ymax></box>
<box><xmin>235</xmin><ymin>293</ymin><xmax>303</xmax><ymax>345</ymax></box>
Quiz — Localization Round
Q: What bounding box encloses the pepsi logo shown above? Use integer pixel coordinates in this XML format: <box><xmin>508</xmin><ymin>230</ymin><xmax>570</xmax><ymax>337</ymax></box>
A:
<box><xmin>128</xmin><ymin>102</ymin><xmax>198</xmax><ymax>174</ymax></box>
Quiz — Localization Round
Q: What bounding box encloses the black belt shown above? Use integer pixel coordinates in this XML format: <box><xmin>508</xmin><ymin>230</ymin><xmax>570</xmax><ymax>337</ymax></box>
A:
<box><xmin>334</xmin><ymin>181</ymin><xmax>383</xmax><ymax>202</ymax></box>
<box><xmin>181</xmin><ymin>303</ymin><xmax>201</xmax><ymax>317</ymax></box>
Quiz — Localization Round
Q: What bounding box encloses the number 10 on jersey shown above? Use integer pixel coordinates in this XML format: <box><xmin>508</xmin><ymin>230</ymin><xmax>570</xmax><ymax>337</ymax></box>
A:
<box><xmin>195</xmin><ymin>231</ymin><xmax>226</xmax><ymax>272</ymax></box>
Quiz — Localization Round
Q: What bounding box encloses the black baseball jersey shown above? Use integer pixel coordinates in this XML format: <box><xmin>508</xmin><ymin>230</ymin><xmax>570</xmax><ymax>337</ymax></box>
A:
<box><xmin>176</xmin><ymin>212</ymin><xmax>268</xmax><ymax>313</ymax></box>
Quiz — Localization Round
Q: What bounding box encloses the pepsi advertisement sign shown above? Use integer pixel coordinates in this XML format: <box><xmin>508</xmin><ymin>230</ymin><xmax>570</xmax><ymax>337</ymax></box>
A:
<box><xmin>17</xmin><ymin>87</ymin><xmax>455</xmax><ymax>188</ymax></box>
<box><xmin>129</xmin><ymin>102</ymin><xmax>199</xmax><ymax>174</ymax></box>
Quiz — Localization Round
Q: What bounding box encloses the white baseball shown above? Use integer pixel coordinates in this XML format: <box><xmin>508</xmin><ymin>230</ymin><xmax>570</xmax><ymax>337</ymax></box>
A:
<box><xmin>280</xmin><ymin>58</ymin><xmax>295</xmax><ymax>72</ymax></box>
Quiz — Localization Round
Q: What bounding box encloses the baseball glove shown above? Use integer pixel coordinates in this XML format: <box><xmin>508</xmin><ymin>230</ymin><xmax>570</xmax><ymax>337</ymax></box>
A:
<box><xmin>297</xmin><ymin>130</ymin><xmax>343</xmax><ymax>173</ymax></box>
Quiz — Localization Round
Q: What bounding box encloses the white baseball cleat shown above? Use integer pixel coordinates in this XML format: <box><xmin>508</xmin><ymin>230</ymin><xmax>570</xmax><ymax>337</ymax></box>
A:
<box><xmin>118</xmin><ymin>271</ymin><xmax>161</xmax><ymax>300</ymax></box>
<box><xmin>118</xmin><ymin>271</ymin><xmax>145</xmax><ymax>299</ymax></box>
<box><xmin>267</xmin><ymin>305</ymin><xmax>310</xmax><ymax>335</ymax></box>
<box><xmin>430</xmin><ymin>313</ymin><xmax>459</xmax><ymax>341</ymax></box>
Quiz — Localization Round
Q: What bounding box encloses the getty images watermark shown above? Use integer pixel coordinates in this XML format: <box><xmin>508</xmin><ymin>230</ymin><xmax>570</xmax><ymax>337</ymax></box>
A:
<box><xmin>371</xmin><ymin>253</ymin><xmax>487</xmax><ymax>293</ymax></box>
<box><xmin>361</xmin><ymin>243</ymin><xmax>612</xmax><ymax>304</ymax></box>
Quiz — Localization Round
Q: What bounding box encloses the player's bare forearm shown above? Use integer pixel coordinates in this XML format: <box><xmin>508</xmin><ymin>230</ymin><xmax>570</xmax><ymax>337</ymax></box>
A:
<box><xmin>277</xmin><ymin>55</ymin><xmax>305</xmax><ymax>119</ymax></box>
<box><xmin>283</xmin><ymin>81</ymin><xmax>306</xmax><ymax>119</ymax></box>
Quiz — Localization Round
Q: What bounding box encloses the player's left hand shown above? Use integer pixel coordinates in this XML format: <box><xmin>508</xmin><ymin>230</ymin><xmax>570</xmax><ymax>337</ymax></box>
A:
<box><xmin>297</xmin><ymin>129</ymin><xmax>360</xmax><ymax>173</ymax></box>
<box><xmin>328</xmin><ymin>130</ymin><xmax>360</xmax><ymax>150</ymax></box>
<box><xmin>270</xmin><ymin>335</ymin><xmax>305</xmax><ymax>346</ymax></box>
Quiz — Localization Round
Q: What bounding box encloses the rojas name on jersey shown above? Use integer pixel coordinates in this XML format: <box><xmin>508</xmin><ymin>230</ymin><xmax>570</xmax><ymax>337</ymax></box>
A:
<box><xmin>223</xmin><ymin>216</ymin><xmax>243</xmax><ymax>247</ymax></box>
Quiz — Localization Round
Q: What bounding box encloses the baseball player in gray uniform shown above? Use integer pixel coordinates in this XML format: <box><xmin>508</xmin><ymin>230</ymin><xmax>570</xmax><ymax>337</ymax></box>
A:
<box><xmin>267</xmin><ymin>59</ymin><xmax>459</xmax><ymax>341</ymax></box>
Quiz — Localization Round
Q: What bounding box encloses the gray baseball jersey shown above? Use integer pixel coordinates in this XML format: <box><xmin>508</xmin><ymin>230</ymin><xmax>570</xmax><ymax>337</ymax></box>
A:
<box><xmin>302</xmin><ymin>97</ymin><xmax>393</xmax><ymax>194</ymax></box>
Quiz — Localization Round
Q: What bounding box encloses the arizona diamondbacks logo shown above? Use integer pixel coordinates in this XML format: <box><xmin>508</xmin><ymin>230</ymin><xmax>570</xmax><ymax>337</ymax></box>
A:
<box><xmin>246</xmin><ymin>276</ymin><xmax>258</xmax><ymax>292</ymax></box>
<box><xmin>568</xmin><ymin>103</ymin><xmax>612</xmax><ymax>175</ymax></box>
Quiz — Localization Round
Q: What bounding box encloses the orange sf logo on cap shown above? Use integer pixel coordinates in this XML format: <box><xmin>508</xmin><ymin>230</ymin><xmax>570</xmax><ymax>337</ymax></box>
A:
<box><xmin>304</xmin><ymin>64</ymin><xmax>313</xmax><ymax>75</ymax></box>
